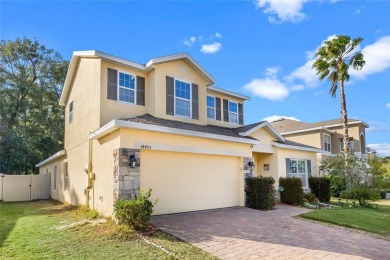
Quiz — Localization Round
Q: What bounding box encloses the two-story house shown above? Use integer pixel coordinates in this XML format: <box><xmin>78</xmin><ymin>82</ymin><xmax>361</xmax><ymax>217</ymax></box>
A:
<box><xmin>271</xmin><ymin>118</ymin><xmax>368</xmax><ymax>172</ymax></box>
<box><xmin>37</xmin><ymin>51</ymin><xmax>321</xmax><ymax>216</ymax></box>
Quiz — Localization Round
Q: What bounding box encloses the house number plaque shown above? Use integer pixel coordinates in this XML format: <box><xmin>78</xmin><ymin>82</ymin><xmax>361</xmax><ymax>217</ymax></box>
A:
<box><xmin>140</xmin><ymin>145</ymin><xmax>152</xmax><ymax>149</ymax></box>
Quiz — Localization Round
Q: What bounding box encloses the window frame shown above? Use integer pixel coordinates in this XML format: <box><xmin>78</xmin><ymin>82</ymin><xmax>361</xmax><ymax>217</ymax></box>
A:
<box><xmin>340</xmin><ymin>139</ymin><xmax>355</xmax><ymax>155</ymax></box>
<box><xmin>53</xmin><ymin>166</ymin><xmax>57</xmax><ymax>190</ymax></box>
<box><xmin>288</xmin><ymin>159</ymin><xmax>308</xmax><ymax>188</ymax></box>
<box><xmin>228</xmin><ymin>101</ymin><xmax>238</xmax><ymax>124</ymax></box>
<box><xmin>207</xmin><ymin>95</ymin><xmax>216</xmax><ymax>120</ymax></box>
<box><xmin>323</xmin><ymin>133</ymin><xmax>331</xmax><ymax>152</ymax></box>
<box><xmin>64</xmin><ymin>162</ymin><xmax>68</xmax><ymax>191</ymax></box>
<box><xmin>174</xmin><ymin>78</ymin><xmax>192</xmax><ymax>118</ymax></box>
<box><xmin>117</xmin><ymin>71</ymin><xmax>137</xmax><ymax>105</ymax></box>
<box><xmin>69</xmin><ymin>101</ymin><xmax>73</xmax><ymax>124</ymax></box>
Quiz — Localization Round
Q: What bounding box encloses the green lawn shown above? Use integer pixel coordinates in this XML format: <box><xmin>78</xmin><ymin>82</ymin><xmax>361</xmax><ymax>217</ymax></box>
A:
<box><xmin>0</xmin><ymin>200</ymin><xmax>216</xmax><ymax>260</ymax></box>
<box><xmin>300</xmin><ymin>200</ymin><xmax>390</xmax><ymax>238</ymax></box>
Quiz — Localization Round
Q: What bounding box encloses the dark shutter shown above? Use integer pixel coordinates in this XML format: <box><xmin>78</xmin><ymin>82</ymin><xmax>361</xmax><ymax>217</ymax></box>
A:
<box><xmin>307</xmin><ymin>160</ymin><xmax>312</xmax><ymax>178</ymax></box>
<box><xmin>136</xmin><ymin>76</ymin><xmax>145</xmax><ymax>106</ymax></box>
<box><xmin>286</xmin><ymin>159</ymin><xmax>291</xmax><ymax>178</ymax></box>
<box><xmin>107</xmin><ymin>68</ymin><xmax>117</xmax><ymax>100</ymax></box>
<box><xmin>216</xmin><ymin>97</ymin><xmax>221</xmax><ymax>121</ymax></box>
<box><xmin>238</xmin><ymin>103</ymin><xmax>244</xmax><ymax>125</ymax></box>
<box><xmin>191</xmin><ymin>83</ymin><xmax>199</xmax><ymax>120</ymax></box>
<box><xmin>223</xmin><ymin>99</ymin><xmax>229</xmax><ymax>122</ymax></box>
<box><xmin>166</xmin><ymin>76</ymin><xmax>174</xmax><ymax>115</ymax></box>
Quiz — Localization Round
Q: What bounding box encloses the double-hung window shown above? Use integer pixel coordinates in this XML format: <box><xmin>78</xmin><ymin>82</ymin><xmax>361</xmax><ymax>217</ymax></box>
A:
<box><xmin>228</xmin><ymin>101</ymin><xmax>238</xmax><ymax>124</ymax></box>
<box><xmin>288</xmin><ymin>159</ymin><xmax>307</xmax><ymax>187</ymax></box>
<box><xmin>118</xmin><ymin>72</ymin><xmax>135</xmax><ymax>103</ymax></box>
<box><xmin>207</xmin><ymin>95</ymin><xmax>216</xmax><ymax>119</ymax></box>
<box><xmin>340</xmin><ymin>140</ymin><xmax>354</xmax><ymax>155</ymax></box>
<box><xmin>324</xmin><ymin>134</ymin><xmax>331</xmax><ymax>152</ymax></box>
<box><xmin>69</xmin><ymin>101</ymin><xmax>73</xmax><ymax>124</ymax></box>
<box><xmin>175</xmin><ymin>80</ymin><xmax>191</xmax><ymax>117</ymax></box>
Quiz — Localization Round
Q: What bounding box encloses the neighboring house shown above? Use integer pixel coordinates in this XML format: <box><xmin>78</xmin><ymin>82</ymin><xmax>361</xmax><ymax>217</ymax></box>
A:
<box><xmin>36</xmin><ymin>51</ymin><xmax>320</xmax><ymax>216</ymax></box>
<box><xmin>271</xmin><ymin>118</ymin><xmax>368</xmax><ymax>173</ymax></box>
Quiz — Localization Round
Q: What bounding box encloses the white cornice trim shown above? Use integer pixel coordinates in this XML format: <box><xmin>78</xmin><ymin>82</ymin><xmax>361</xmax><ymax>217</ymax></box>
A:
<box><xmin>89</xmin><ymin>119</ymin><xmax>260</xmax><ymax>145</ymax></box>
<box><xmin>272</xmin><ymin>142</ymin><xmax>323</xmax><ymax>153</ymax></box>
<box><xmin>322</xmin><ymin>121</ymin><xmax>369</xmax><ymax>128</ymax></box>
<box><xmin>239</xmin><ymin>122</ymin><xmax>285</xmax><ymax>142</ymax></box>
<box><xmin>281</xmin><ymin>121</ymin><xmax>368</xmax><ymax>135</ymax></box>
<box><xmin>36</xmin><ymin>150</ymin><xmax>66</xmax><ymax>168</ymax></box>
<box><xmin>208</xmin><ymin>86</ymin><xmax>251</xmax><ymax>101</ymax></box>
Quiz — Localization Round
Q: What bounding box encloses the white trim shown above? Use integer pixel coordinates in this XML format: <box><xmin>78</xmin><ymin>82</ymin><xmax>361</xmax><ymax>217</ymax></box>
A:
<box><xmin>252</xmin><ymin>143</ymin><xmax>274</xmax><ymax>153</ymax></box>
<box><xmin>117</xmin><ymin>71</ymin><xmax>137</xmax><ymax>104</ymax></box>
<box><xmin>272</xmin><ymin>141</ymin><xmax>323</xmax><ymax>153</ymax></box>
<box><xmin>89</xmin><ymin>119</ymin><xmax>260</xmax><ymax>145</ymax></box>
<box><xmin>323</xmin><ymin>120</ymin><xmax>369</xmax><ymax>128</ymax></box>
<box><xmin>36</xmin><ymin>150</ymin><xmax>66</xmax><ymax>167</ymax></box>
<box><xmin>323</xmin><ymin>133</ymin><xmax>331</xmax><ymax>153</ymax></box>
<box><xmin>228</xmin><ymin>101</ymin><xmax>239</xmax><ymax>125</ymax></box>
<box><xmin>134</xmin><ymin>142</ymin><xmax>249</xmax><ymax>157</ymax></box>
<box><xmin>174</xmin><ymin>78</ymin><xmax>192</xmax><ymax>118</ymax></box>
<box><xmin>281</xmin><ymin>126</ymin><xmax>335</xmax><ymax>135</ymax></box>
<box><xmin>207</xmin><ymin>95</ymin><xmax>216</xmax><ymax>120</ymax></box>
<box><xmin>208</xmin><ymin>85</ymin><xmax>250</xmax><ymax>101</ymax></box>
<box><xmin>239</xmin><ymin>122</ymin><xmax>285</xmax><ymax>142</ymax></box>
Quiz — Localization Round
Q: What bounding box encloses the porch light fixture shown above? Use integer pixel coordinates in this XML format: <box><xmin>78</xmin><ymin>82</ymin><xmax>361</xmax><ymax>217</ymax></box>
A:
<box><xmin>129</xmin><ymin>155</ymin><xmax>138</xmax><ymax>168</ymax></box>
<box><xmin>248</xmin><ymin>161</ymin><xmax>255</xmax><ymax>171</ymax></box>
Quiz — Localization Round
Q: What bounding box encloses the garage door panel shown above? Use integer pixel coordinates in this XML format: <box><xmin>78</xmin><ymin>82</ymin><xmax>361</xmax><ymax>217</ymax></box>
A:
<box><xmin>141</xmin><ymin>150</ymin><xmax>240</xmax><ymax>215</ymax></box>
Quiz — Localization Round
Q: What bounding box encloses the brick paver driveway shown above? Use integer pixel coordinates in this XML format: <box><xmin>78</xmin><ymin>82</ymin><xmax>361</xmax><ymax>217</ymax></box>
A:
<box><xmin>152</xmin><ymin>205</ymin><xmax>390</xmax><ymax>259</ymax></box>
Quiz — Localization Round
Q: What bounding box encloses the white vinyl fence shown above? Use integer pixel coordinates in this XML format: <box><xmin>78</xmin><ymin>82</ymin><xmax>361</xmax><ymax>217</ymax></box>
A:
<box><xmin>0</xmin><ymin>174</ymin><xmax>51</xmax><ymax>202</ymax></box>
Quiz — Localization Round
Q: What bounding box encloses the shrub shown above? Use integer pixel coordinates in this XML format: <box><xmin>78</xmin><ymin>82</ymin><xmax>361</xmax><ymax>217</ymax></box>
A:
<box><xmin>114</xmin><ymin>188</ymin><xmax>157</xmax><ymax>231</ymax></box>
<box><xmin>340</xmin><ymin>188</ymin><xmax>381</xmax><ymax>206</ymax></box>
<box><xmin>380</xmin><ymin>190</ymin><xmax>387</xmax><ymax>199</ymax></box>
<box><xmin>279</xmin><ymin>177</ymin><xmax>304</xmax><ymax>206</ymax></box>
<box><xmin>308</xmin><ymin>177</ymin><xmax>331</xmax><ymax>202</ymax></box>
<box><xmin>245</xmin><ymin>176</ymin><xmax>276</xmax><ymax>210</ymax></box>
<box><xmin>303</xmin><ymin>193</ymin><xmax>316</xmax><ymax>203</ymax></box>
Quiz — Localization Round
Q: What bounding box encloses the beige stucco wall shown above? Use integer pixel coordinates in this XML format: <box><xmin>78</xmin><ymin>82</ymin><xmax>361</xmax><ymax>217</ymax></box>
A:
<box><xmin>100</xmin><ymin>60</ymin><xmax>148</xmax><ymax>126</ymax></box>
<box><xmin>38</xmin><ymin>157</ymin><xmax>66</xmax><ymax>202</ymax></box>
<box><xmin>328</xmin><ymin>124</ymin><xmax>365</xmax><ymax>154</ymax></box>
<box><xmin>284</xmin><ymin>131</ymin><xmax>322</xmax><ymax>150</ymax></box>
<box><xmin>64</xmin><ymin>58</ymin><xmax>101</xmax><ymax>150</ymax></box>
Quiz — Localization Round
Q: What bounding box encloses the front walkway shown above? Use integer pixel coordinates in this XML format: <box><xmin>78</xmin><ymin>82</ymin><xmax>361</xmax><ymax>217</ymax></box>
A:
<box><xmin>152</xmin><ymin>205</ymin><xmax>390</xmax><ymax>259</ymax></box>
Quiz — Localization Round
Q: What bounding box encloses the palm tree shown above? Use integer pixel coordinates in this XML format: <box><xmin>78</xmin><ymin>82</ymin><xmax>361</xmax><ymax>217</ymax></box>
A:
<box><xmin>313</xmin><ymin>35</ymin><xmax>365</xmax><ymax>158</ymax></box>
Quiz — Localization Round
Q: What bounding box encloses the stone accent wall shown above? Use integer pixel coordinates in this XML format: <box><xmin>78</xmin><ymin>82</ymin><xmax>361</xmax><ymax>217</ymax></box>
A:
<box><xmin>113</xmin><ymin>148</ymin><xmax>140</xmax><ymax>201</ymax></box>
<box><xmin>243</xmin><ymin>157</ymin><xmax>254</xmax><ymax>178</ymax></box>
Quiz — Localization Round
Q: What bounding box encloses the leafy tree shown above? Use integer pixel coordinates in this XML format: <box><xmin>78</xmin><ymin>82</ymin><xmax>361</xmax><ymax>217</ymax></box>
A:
<box><xmin>0</xmin><ymin>37</ymin><xmax>68</xmax><ymax>174</ymax></box>
<box><xmin>312</xmin><ymin>35</ymin><xmax>365</xmax><ymax>158</ymax></box>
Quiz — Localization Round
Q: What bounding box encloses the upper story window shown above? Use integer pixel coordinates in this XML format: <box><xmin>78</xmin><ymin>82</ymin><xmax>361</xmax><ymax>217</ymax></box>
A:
<box><xmin>324</xmin><ymin>134</ymin><xmax>331</xmax><ymax>152</ymax></box>
<box><xmin>340</xmin><ymin>139</ymin><xmax>354</xmax><ymax>155</ymax></box>
<box><xmin>69</xmin><ymin>101</ymin><xmax>73</xmax><ymax>124</ymax></box>
<box><xmin>228</xmin><ymin>101</ymin><xmax>238</xmax><ymax>124</ymax></box>
<box><xmin>207</xmin><ymin>95</ymin><xmax>216</xmax><ymax>119</ymax></box>
<box><xmin>118</xmin><ymin>72</ymin><xmax>136</xmax><ymax>103</ymax></box>
<box><xmin>175</xmin><ymin>80</ymin><xmax>191</xmax><ymax>117</ymax></box>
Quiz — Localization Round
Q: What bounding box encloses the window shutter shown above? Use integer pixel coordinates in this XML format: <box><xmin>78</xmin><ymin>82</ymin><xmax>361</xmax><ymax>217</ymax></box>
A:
<box><xmin>238</xmin><ymin>103</ymin><xmax>244</xmax><ymax>125</ymax></box>
<box><xmin>216</xmin><ymin>97</ymin><xmax>221</xmax><ymax>121</ymax></box>
<box><xmin>223</xmin><ymin>99</ymin><xmax>229</xmax><ymax>122</ymax></box>
<box><xmin>166</xmin><ymin>76</ymin><xmax>174</xmax><ymax>115</ymax></box>
<box><xmin>286</xmin><ymin>158</ymin><xmax>291</xmax><ymax>178</ymax></box>
<box><xmin>136</xmin><ymin>76</ymin><xmax>145</xmax><ymax>106</ymax></box>
<box><xmin>107</xmin><ymin>68</ymin><xmax>117</xmax><ymax>100</ymax></box>
<box><xmin>307</xmin><ymin>160</ymin><xmax>312</xmax><ymax>178</ymax></box>
<box><xmin>191</xmin><ymin>83</ymin><xmax>199</xmax><ymax>119</ymax></box>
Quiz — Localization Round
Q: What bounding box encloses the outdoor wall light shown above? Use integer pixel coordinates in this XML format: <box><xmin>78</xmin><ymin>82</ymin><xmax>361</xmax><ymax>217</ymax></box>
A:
<box><xmin>129</xmin><ymin>155</ymin><xmax>138</xmax><ymax>168</ymax></box>
<box><xmin>248</xmin><ymin>161</ymin><xmax>255</xmax><ymax>171</ymax></box>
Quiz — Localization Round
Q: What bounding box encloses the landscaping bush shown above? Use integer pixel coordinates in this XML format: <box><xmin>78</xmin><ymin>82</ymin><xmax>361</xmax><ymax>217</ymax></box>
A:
<box><xmin>245</xmin><ymin>176</ymin><xmax>276</xmax><ymax>210</ymax></box>
<box><xmin>114</xmin><ymin>188</ymin><xmax>157</xmax><ymax>231</ymax></box>
<box><xmin>303</xmin><ymin>193</ymin><xmax>317</xmax><ymax>203</ymax></box>
<box><xmin>279</xmin><ymin>177</ymin><xmax>304</xmax><ymax>206</ymax></box>
<box><xmin>340</xmin><ymin>190</ymin><xmax>353</xmax><ymax>199</ymax></box>
<box><xmin>308</xmin><ymin>177</ymin><xmax>331</xmax><ymax>202</ymax></box>
<box><xmin>340</xmin><ymin>188</ymin><xmax>381</xmax><ymax>206</ymax></box>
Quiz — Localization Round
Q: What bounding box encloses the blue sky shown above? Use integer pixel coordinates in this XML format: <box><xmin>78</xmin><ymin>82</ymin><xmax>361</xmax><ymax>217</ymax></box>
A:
<box><xmin>2</xmin><ymin>0</ymin><xmax>390</xmax><ymax>155</ymax></box>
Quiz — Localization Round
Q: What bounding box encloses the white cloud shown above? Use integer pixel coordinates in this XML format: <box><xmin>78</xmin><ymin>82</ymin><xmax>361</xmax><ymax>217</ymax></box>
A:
<box><xmin>183</xmin><ymin>36</ymin><xmax>196</xmax><ymax>47</ymax></box>
<box><xmin>386</xmin><ymin>102</ymin><xmax>390</xmax><ymax>108</ymax></box>
<box><xmin>243</xmin><ymin>78</ymin><xmax>289</xmax><ymax>101</ymax></box>
<box><xmin>265</xmin><ymin>66</ymin><xmax>281</xmax><ymax>78</ymax></box>
<box><xmin>350</xmin><ymin>36</ymin><xmax>390</xmax><ymax>79</ymax></box>
<box><xmin>215</xmin><ymin>32</ymin><xmax>222</xmax><ymax>38</ymax></box>
<box><xmin>254</xmin><ymin>0</ymin><xmax>308</xmax><ymax>23</ymax></box>
<box><xmin>366</xmin><ymin>126</ymin><xmax>390</xmax><ymax>132</ymax></box>
<box><xmin>367</xmin><ymin>143</ymin><xmax>390</xmax><ymax>157</ymax></box>
<box><xmin>353</xmin><ymin>9</ymin><xmax>361</xmax><ymax>15</ymax></box>
<box><xmin>262</xmin><ymin>115</ymin><xmax>301</xmax><ymax>122</ymax></box>
<box><xmin>200</xmin><ymin>42</ymin><xmax>222</xmax><ymax>54</ymax></box>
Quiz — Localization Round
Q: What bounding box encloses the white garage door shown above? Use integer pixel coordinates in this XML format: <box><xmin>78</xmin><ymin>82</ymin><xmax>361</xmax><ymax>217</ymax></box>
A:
<box><xmin>141</xmin><ymin>150</ymin><xmax>240</xmax><ymax>215</ymax></box>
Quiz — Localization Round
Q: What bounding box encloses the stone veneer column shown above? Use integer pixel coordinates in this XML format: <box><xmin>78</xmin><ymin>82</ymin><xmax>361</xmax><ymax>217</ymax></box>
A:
<box><xmin>243</xmin><ymin>157</ymin><xmax>254</xmax><ymax>178</ymax></box>
<box><xmin>113</xmin><ymin>148</ymin><xmax>141</xmax><ymax>201</ymax></box>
